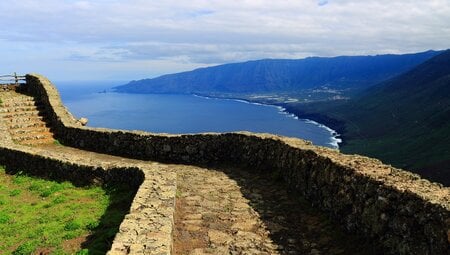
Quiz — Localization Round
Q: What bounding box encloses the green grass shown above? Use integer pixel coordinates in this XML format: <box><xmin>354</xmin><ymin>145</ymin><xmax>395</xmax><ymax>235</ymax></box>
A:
<box><xmin>0</xmin><ymin>166</ymin><xmax>135</xmax><ymax>255</ymax></box>
<box><xmin>53</xmin><ymin>140</ymin><xmax>63</xmax><ymax>146</ymax></box>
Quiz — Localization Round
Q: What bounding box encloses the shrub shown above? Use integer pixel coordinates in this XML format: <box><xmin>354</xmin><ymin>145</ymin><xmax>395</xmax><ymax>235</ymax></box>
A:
<box><xmin>12</xmin><ymin>242</ymin><xmax>37</xmax><ymax>255</ymax></box>
<box><xmin>64</xmin><ymin>219</ymin><xmax>82</xmax><ymax>231</ymax></box>
<box><xmin>0</xmin><ymin>212</ymin><xmax>11</xmax><ymax>224</ymax></box>
<box><xmin>9</xmin><ymin>189</ymin><xmax>21</xmax><ymax>197</ymax></box>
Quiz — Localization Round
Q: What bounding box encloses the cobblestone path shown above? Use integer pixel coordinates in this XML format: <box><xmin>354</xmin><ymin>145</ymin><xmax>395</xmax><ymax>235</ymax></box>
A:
<box><xmin>173</xmin><ymin>166</ymin><xmax>379</xmax><ymax>255</ymax></box>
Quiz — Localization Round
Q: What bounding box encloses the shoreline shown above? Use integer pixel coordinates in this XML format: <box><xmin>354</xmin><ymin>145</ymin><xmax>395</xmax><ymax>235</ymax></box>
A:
<box><xmin>192</xmin><ymin>93</ymin><xmax>342</xmax><ymax>149</ymax></box>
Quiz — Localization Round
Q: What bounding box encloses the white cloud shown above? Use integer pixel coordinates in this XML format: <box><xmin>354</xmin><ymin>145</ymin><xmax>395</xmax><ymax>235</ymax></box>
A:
<box><xmin>0</xmin><ymin>0</ymin><xmax>448</xmax><ymax>80</ymax></box>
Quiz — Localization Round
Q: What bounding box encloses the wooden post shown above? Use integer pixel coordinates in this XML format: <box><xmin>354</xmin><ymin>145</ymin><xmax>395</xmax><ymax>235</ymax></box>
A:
<box><xmin>14</xmin><ymin>72</ymin><xmax>18</xmax><ymax>86</ymax></box>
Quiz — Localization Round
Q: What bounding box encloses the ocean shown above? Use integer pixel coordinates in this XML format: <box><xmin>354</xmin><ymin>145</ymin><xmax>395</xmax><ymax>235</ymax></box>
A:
<box><xmin>54</xmin><ymin>81</ymin><xmax>341</xmax><ymax>149</ymax></box>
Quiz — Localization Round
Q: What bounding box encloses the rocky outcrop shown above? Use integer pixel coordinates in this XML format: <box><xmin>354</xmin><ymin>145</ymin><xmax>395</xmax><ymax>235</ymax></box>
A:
<box><xmin>0</xmin><ymin>74</ymin><xmax>447</xmax><ymax>254</ymax></box>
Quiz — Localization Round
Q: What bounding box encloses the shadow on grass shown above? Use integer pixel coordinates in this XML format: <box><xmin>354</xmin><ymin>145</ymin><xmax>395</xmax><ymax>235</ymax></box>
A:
<box><xmin>2</xmin><ymin>165</ymin><xmax>139</xmax><ymax>255</ymax></box>
<box><xmin>80</xmin><ymin>184</ymin><xmax>137</xmax><ymax>254</ymax></box>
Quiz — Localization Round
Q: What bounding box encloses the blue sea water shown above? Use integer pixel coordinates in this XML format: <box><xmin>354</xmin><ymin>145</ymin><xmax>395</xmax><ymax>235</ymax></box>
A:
<box><xmin>54</xmin><ymin>81</ymin><xmax>341</xmax><ymax>149</ymax></box>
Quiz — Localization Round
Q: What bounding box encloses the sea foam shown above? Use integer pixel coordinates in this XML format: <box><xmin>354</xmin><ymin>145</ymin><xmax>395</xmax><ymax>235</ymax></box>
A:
<box><xmin>192</xmin><ymin>94</ymin><xmax>342</xmax><ymax>149</ymax></box>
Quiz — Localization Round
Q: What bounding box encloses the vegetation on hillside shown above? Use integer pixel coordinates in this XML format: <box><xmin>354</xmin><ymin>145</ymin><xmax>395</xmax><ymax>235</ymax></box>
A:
<box><xmin>285</xmin><ymin>50</ymin><xmax>450</xmax><ymax>185</ymax></box>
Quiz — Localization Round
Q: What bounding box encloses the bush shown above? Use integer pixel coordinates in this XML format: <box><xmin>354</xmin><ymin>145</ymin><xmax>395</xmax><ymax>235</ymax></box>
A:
<box><xmin>64</xmin><ymin>219</ymin><xmax>82</xmax><ymax>231</ymax></box>
<box><xmin>0</xmin><ymin>212</ymin><xmax>11</xmax><ymax>224</ymax></box>
<box><xmin>75</xmin><ymin>249</ymin><xmax>89</xmax><ymax>255</ymax></box>
<box><xmin>9</xmin><ymin>189</ymin><xmax>21</xmax><ymax>197</ymax></box>
<box><xmin>12</xmin><ymin>242</ymin><xmax>37</xmax><ymax>255</ymax></box>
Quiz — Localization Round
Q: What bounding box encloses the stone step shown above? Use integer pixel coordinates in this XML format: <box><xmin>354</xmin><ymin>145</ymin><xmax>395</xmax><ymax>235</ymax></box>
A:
<box><xmin>8</xmin><ymin>121</ymin><xmax>47</xmax><ymax>129</ymax></box>
<box><xmin>20</xmin><ymin>137</ymin><xmax>55</xmax><ymax>146</ymax></box>
<box><xmin>0</xmin><ymin>106</ymin><xmax>42</xmax><ymax>113</ymax></box>
<box><xmin>9</xmin><ymin>126</ymin><xmax>51</xmax><ymax>135</ymax></box>
<box><xmin>3</xmin><ymin>93</ymin><xmax>34</xmax><ymax>102</ymax></box>
<box><xmin>1</xmin><ymin>110</ymin><xmax>43</xmax><ymax>118</ymax></box>
<box><xmin>11</xmin><ymin>131</ymin><xmax>54</xmax><ymax>142</ymax></box>
<box><xmin>3</xmin><ymin>115</ymin><xmax>46</xmax><ymax>124</ymax></box>
<box><xmin>0</xmin><ymin>92</ymin><xmax>54</xmax><ymax>146</ymax></box>
<box><xmin>1</xmin><ymin>101</ymin><xmax>37</xmax><ymax>107</ymax></box>
<box><xmin>1</xmin><ymin>99</ymin><xmax>35</xmax><ymax>106</ymax></box>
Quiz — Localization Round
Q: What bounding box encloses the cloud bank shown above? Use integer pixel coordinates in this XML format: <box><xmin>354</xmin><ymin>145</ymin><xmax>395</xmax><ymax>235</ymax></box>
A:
<box><xmin>0</xmin><ymin>0</ymin><xmax>448</xmax><ymax>80</ymax></box>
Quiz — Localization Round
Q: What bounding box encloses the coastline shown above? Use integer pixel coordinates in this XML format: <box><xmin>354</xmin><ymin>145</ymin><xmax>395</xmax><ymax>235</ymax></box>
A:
<box><xmin>192</xmin><ymin>93</ymin><xmax>342</xmax><ymax>149</ymax></box>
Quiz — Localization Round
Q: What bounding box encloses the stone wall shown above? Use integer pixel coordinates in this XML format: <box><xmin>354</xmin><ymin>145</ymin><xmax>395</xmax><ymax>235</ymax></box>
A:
<box><xmin>0</xmin><ymin>139</ymin><xmax>176</xmax><ymax>254</ymax></box>
<box><xmin>0</xmin><ymin>145</ymin><xmax>143</xmax><ymax>188</ymax></box>
<box><xmin>24</xmin><ymin>74</ymin><xmax>450</xmax><ymax>254</ymax></box>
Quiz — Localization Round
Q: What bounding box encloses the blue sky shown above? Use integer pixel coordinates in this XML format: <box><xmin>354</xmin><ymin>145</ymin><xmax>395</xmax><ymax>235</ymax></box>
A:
<box><xmin>1</xmin><ymin>0</ymin><xmax>449</xmax><ymax>81</ymax></box>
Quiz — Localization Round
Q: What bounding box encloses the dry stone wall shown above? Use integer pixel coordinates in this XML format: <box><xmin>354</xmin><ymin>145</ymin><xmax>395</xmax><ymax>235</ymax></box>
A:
<box><xmin>0</xmin><ymin>139</ymin><xmax>176</xmax><ymax>254</ymax></box>
<box><xmin>23</xmin><ymin>74</ymin><xmax>450</xmax><ymax>254</ymax></box>
<box><xmin>0</xmin><ymin>145</ymin><xmax>143</xmax><ymax>188</ymax></box>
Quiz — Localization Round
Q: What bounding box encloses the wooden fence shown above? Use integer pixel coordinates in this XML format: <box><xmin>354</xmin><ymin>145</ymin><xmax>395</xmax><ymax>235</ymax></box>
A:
<box><xmin>0</xmin><ymin>73</ymin><xmax>26</xmax><ymax>85</ymax></box>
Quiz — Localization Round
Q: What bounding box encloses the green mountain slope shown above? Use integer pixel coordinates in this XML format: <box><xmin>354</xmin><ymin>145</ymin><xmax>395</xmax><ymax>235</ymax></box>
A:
<box><xmin>288</xmin><ymin>50</ymin><xmax>450</xmax><ymax>185</ymax></box>
<box><xmin>115</xmin><ymin>51</ymin><xmax>441</xmax><ymax>94</ymax></box>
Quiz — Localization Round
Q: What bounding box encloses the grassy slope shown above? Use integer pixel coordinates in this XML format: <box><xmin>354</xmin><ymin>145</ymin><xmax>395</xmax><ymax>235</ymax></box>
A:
<box><xmin>286</xmin><ymin>50</ymin><xmax>450</xmax><ymax>185</ymax></box>
<box><xmin>0</xmin><ymin>166</ymin><xmax>134</xmax><ymax>254</ymax></box>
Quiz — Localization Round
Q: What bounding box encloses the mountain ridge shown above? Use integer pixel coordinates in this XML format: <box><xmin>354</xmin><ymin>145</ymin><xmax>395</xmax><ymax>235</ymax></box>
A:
<box><xmin>115</xmin><ymin>50</ymin><xmax>442</xmax><ymax>94</ymax></box>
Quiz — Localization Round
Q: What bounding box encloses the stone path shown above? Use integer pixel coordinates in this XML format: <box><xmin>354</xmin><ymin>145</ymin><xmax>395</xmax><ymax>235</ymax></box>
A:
<box><xmin>174</xmin><ymin>166</ymin><xmax>277</xmax><ymax>254</ymax></box>
<box><xmin>0</xmin><ymin>90</ymin><xmax>380</xmax><ymax>254</ymax></box>
<box><xmin>173</xmin><ymin>166</ymin><xmax>379</xmax><ymax>255</ymax></box>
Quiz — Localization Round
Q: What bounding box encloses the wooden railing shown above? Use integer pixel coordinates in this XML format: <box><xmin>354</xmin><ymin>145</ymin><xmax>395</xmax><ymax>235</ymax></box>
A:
<box><xmin>0</xmin><ymin>73</ymin><xmax>26</xmax><ymax>85</ymax></box>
